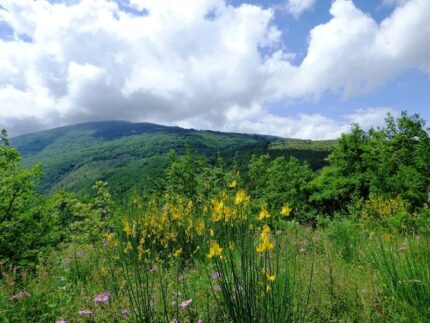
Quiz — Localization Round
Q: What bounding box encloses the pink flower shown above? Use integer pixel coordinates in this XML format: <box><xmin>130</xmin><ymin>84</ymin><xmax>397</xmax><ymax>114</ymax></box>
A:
<box><xmin>211</xmin><ymin>272</ymin><xmax>221</xmax><ymax>280</ymax></box>
<box><xmin>94</xmin><ymin>292</ymin><xmax>111</xmax><ymax>303</ymax></box>
<box><xmin>180</xmin><ymin>298</ymin><xmax>192</xmax><ymax>308</ymax></box>
<box><xmin>78</xmin><ymin>310</ymin><xmax>93</xmax><ymax>315</ymax></box>
<box><xmin>9</xmin><ymin>290</ymin><xmax>30</xmax><ymax>301</ymax></box>
<box><xmin>56</xmin><ymin>320</ymin><xmax>67</xmax><ymax>323</ymax></box>
<box><xmin>199</xmin><ymin>320</ymin><xmax>203</xmax><ymax>323</ymax></box>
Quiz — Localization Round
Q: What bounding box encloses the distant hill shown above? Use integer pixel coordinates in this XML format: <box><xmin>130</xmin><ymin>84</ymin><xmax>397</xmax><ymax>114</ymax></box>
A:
<box><xmin>11</xmin><ymin>121</ymin><xmax>335</xmax><ymax>198</ymax></box>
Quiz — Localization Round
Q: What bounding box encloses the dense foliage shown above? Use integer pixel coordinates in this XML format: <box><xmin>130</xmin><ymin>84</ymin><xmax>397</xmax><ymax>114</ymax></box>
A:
<box><xmin>11</xmin><ymin>121</ymin><xmax>333</xmax><ymax>198</ymax></box>
<box><xmin>1</xmin><ymin>112</ymin><xmax>429</xmax><ymax>322</ymax></box>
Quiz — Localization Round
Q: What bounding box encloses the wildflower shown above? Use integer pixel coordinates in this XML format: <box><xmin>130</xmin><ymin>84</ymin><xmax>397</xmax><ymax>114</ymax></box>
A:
<box><xmin>281</xmin><ymin>203</ymin><xmax>292</xmax><ymax>217</ymax></box>
<box><xmin>138</xmin><ymin>245</ymin><xmax>144</xmax><ymax>259</ymax></box>
<box><xmin>94</xmin><ymin>292</ymin><xmax>111</xmax><ymax>303</ymax></box>
<box><xmin>258</xmin><ymin>208</ymin><xmax>270</xmax><ymax>221</ymax></box>
<box><xmin>212</xmin><ymin>272</ymin><xmax>221</xmax><ymax>280</ymax></box>
<box><xmin>78</xmin><ymin>310</ymin><xmax>93</xmax><ymax>315</ymax></box>
<box><xmin>196</xmin><ymin>220</ymin><xmax>205</xmax><ymax>236</ymax></box>
<box><xmin>100</xmin><ymin>267</ymin><xmax>107</xmax><ymax>277</ymax></box>
<box><xmin>63</xmin><ymin>258</ymin><xmax>70</xmax><ymax>265</ymax></box>
<box><xmin>180</xmin><ymin>298</ymin><xmax>192</xmax><ymax>308</ymax></box>
<box><xmin>256</xmin><ymin>225</ymin><xmax>274</xmax><ymax>254</ymax></box>
<box><xmin>9</xmin><ymin>290</ymin><xmax>30</xmax><ymax>301</ymax></box>
<box><xmin>123</xmin><ymin>219</ymin><xmax>132</xmax><ymax>236</ymax></box>
<box><xmin>207</xmin><ymin>241</ymin><xmax>223</xmax><ymax>258</ymax></box>
<box><xmin>229</xmin><ymin>180</ymin><xmax>237</xmax><ymax>188</ymax></box>
<box><xmin>188</xmin><ymin>200</ymin><xmax>193</xmax><ymax>209</ymax></box>
<box><xmin>124</xmin><ymin>241</ymin><xmax>133</xmax><ymax>253</ymax></box>
<box><xmin>210</xmin><ymin>229</ymin><xmax>215</xmax><ymax>237</ymax></box>
<box><xmin>228</xmin><ymin>241</ymin><xmax>235</xmax><ymax>251</ymax></box>
<box><xmin>121</xmin><ymin>309</ymin><xmax>129</xmax><ymax>317</ymax></box>
<box><xmin>173</xmin><ymin>248</ymin><xmax>183</xmax><ymax>258</ymax></box>
<box><xmin>77</xmin><ymin>250</ymin><xmax>85</xmax><ymax>257</ymax></box>
<box><xmin>235</xmin><ymin>190</ymin><xmax>249</xmax><ymax>205</ymax></box>
<box><xmin>55</xmin><ymin>320</ymin><xmax>67</xmax><ymax>323</ymax></box>
<box><xmin>199</xmin><ymin>320</ymin><xmax>204</xmax><ymax>323</ymax></box>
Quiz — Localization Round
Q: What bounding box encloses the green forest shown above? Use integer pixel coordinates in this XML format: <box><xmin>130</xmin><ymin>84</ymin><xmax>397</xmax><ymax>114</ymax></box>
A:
<box><xmin>1</xmin><ymin>112</ymin><xmax>430</xmax><ymax>322</ymax></box>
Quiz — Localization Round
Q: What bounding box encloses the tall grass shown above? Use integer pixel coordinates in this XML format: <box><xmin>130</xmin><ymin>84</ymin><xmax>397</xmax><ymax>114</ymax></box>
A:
<box><xmin>370</xmin><ymin>235</ymin><xmax>430</xmax><ymax>320</ymax></box>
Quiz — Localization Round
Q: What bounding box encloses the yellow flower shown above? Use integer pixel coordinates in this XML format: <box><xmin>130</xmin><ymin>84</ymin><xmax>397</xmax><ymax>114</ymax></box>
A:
<box><xmin>173</xmin><ymin>248</ymin><xmax>183</xmax><ymax>258</ymax></box>
<box><xmin>100</xmin><ymin>267</ymin><xmax>107</xmax><ymax>277</ymax></box>
<box><xmin>258</xmin><ymin>208</ymin><xmax>270</xmax><ymax>221</ymax></box>
<box><xmin>281</xmin><ymin>203</ymin><xmax>292</xmax><ymax>217</ymax></box>
<box><xmin>196</xmin><ymin>220</ymin><xmax>205</xmax><ymax>236</ymax></box>
<box><xmin>235</xmin><ymin>190</ymin><xmax>249</xmax><ymax>205</ymax></box>
<box><xmin>256</xmin><ymin>225</ymin><xmax>275</xmax><ymax>254</ymax></box>
<box><xmin>229</xmin><ymin>180</ymin><xmax>237</xmax><ymax>188</ymax></box>
<box><xmin>210</xmin><ymin>229</ymin><xmax>215</xmax><ymax>237</ymax></box>
<box><xmin>207</xmin><ymin>241</ymin><xmax>223</xmax><ymax>258</ymax></box>
<box><xmin>138</xmin><ymin>245</ymin><xmax>144</xmax><ymax>259</ymax></box>
<box><xmin>188</xmin><ymin>200</ymin><xmax>193</xmax><ymax>209</ymax></box>
<box><xmin>124</xmin><ymin>241</ymin><xmax>133</xmax><ymax>253</ymax></box>
<box><xmin>229</xmin><ymin>241</ymin><xmax>235</xmax><ymax>251</ymax></box>
<box><xmin>123</xmin><ymin>219</ymin><xmax>132</xmax><ymax>236</ymax></box>
<box><xmin>264</xmin><ymin>270</ymin><xmax>276</xmax><ymax>282</ymax></box>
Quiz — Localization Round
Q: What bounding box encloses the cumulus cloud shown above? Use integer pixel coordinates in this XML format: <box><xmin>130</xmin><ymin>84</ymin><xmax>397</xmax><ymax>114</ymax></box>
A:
<box><xmin>285</xmin><ymin>0</ymin><xmax>316</xmax><ymax>18</ymax></box>
<box><xmin>266</xmin><ymin>0</ymin><xmax>430</xmax><ymax>100</ymax></box>
<box><xmin>0</xmin><ymin>0</ymin><xmax>428</xmax><ymax>138</ymax></box>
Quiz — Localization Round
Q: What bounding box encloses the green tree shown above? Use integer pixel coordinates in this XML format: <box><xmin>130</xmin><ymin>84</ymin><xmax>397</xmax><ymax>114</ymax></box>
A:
<box><xmin>0</xmin><ymin>129</ymin><xmax>55</xmax><ymax>268</ymax></box>
<box><xmin>249</xmin><ymin>155</ymin><xmax>315</xmax><ymax>220</ymax></box>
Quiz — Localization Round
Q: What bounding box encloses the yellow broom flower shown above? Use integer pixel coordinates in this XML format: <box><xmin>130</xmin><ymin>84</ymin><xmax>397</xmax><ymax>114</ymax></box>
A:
<box><xmin>258</xmin><ymin>208</ymin><xmax>270</xmax><ymax>221</ymax></box>
<box><xmin>207</xmin><ymin>241</ymin><xmax>223</xmax><ymax>258</ymax></box>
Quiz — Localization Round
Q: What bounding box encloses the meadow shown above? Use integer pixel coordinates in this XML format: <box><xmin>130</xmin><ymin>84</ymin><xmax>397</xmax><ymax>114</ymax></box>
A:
<box><xmin>1</xmin><ymin>112</ymin><xmax>429</xmax><ymax>322</ymax></box>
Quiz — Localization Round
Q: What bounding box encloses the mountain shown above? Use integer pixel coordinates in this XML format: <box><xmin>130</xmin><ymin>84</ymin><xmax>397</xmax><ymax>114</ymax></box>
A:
<box><xmin>11</xmin><ymin>121</ymin><xmax>334</xmax><ymax>198</ymax></box>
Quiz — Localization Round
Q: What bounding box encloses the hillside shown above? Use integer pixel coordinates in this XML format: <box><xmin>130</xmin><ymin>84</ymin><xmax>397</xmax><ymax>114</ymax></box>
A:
<box><xmin>11</xmin><ymin>121</ymin><xmax>334</xmax><ymax>197</ymax></box>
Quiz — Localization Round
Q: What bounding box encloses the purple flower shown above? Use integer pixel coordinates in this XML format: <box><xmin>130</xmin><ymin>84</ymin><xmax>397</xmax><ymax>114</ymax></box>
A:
<box><xmin>56</xmin><ymin>320</ymin><xmax>67</xmax><ymax>323</ymax></box>
<box><xmin>77</xmin><ymin>250</ymin><xmax>85</xmax><ymax>257</ymax></box>
<box><xmin>199</xmin><ymin>320</ymin><xmax>203</xmax><ymax>323</ymax></box>
<box><xmin>94</xmin><ymin>292</ymin><xmax>111</xmax><ymax>303</ymax></box>
<box><xmin>121</xmin><ymin>309</ymin><xmax>129</xmax><ymax>317</ymax></box>
<box><xmin>211</xmin><ymin>272</ymin><xmax>221</xmax><ymax>280</ymax></box>
<box><xmin>78</xmin><ymin>310</ymin><xmax>93</xmax><ymax>315</ymax></box>
<box><xmin>180</xmin><ymin>298</ymin><xmax>192</xmax><ymax>308</ymax></box>
<box><xmin>9</xmin><ymin>290</ymin><xmax>30</xmax><ymax>301</ymax></box>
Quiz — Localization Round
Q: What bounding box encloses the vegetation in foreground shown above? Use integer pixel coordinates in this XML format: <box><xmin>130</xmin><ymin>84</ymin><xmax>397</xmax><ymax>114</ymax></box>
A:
<box><xmin>1</xmin><ymin>112</ymin><xmax>429</xmax><ymax>322</ymax></box>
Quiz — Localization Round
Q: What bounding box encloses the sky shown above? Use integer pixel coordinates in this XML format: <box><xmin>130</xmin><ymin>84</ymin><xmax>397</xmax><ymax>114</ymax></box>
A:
<box><xmin>0</xmin><ymin>0</ymin><xmax>429</xmax><ymax>139</ymax></box>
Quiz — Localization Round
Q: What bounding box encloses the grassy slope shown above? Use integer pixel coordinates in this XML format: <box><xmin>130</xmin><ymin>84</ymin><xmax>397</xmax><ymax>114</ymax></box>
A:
<box><xmin>11</xmin><ymin>121</ymin><xmax>335</xmax><ymax>197</ymax></box>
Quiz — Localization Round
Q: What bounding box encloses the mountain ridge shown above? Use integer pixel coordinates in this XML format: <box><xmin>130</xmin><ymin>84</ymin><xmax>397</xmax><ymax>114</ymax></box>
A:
<box><xmin>10</xmin><ymin>121</ymin><xmax>334</xmax><ymax>198</ymax></box>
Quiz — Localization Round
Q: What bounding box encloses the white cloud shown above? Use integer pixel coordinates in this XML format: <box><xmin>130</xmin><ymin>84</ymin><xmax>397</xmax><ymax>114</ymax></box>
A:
<box><xmin>179</xmin><ymin>106</ymin><xmax>397</xmax><ymax>140</ymax></box>
<box><xmin>0</xmin><ymin>0</ymin><xmax>428</xmax><ymax>138</ymax></box>
<box><xmin>267</xmin><ymin>0</ymin><xmax>430</xmax><ymax>100</ymax></box>
<box><xmin>285</xmin><ymin>0</ymin><xmax>316</xmax><ymax>18</ymax></box>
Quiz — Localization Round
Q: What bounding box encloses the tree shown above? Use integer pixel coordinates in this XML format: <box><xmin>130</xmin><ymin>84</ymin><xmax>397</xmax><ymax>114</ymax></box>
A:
<box><xmin>0</xmin><ymin>129</ymin><xmax>56</xmax><ymax>269</ymax></box>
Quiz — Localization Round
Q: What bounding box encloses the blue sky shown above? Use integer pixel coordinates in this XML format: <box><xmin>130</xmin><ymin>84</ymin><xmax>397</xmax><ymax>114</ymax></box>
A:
<box><xmin>0</xmin><ymin>0</ymin><xmax>429</xmax><ymax>138</ymax></box>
